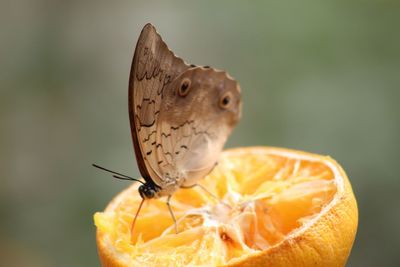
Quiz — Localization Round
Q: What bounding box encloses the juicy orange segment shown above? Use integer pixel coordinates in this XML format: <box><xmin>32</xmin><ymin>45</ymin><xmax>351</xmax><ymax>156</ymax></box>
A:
<box><xmin>95</xmin><ymin>147</ymin><xmax>358</xmax><ymax>266</ymax></box>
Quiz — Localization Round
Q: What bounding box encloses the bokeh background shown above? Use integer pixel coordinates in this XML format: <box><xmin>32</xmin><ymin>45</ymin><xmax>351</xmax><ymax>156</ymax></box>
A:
<box><xmin>1</xmin><ymin>0</ymin><xmax>399</xmax><ymax>266</ymax></box>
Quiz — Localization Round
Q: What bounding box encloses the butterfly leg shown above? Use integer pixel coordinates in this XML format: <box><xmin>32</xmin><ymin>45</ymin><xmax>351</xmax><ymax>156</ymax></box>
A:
<box><xmin>130</xmin><ymin>197</ymin><xmax>145</xmax><ymax>243</ymax></box>
<box><xmin>166</xmin><ymin>195</ymin><xmax>178</xmax><ymax>234</ymax></box>
<box><xmin>180</xmin><ymin>184</ymin><xmax>231</xmax><ymax>208</ymax></box>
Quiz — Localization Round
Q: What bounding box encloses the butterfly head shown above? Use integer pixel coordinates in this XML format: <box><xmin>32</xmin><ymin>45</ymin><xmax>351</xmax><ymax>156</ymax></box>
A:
<box><xmin>138</xmin><ymin>183</ymin><xmax>158</xmax><ymax>199</ymax></box>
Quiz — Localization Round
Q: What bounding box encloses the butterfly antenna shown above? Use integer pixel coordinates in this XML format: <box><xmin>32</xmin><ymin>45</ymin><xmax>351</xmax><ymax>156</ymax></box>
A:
<box><xmin>92</xmin><ymin>164</ymin><xmax>145</xmax><ymax>185</ymax></box>
<box><xmin>130</xmin><ymin>197</ymin><xmax>145</xmax><ymax>243</ymax></box>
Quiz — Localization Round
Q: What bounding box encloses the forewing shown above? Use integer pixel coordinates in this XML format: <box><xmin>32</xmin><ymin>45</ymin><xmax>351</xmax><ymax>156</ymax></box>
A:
<box><xmin>129</xmin><ymin>24</ymin><xmax>189</xmax><ymax>185</ymax></box>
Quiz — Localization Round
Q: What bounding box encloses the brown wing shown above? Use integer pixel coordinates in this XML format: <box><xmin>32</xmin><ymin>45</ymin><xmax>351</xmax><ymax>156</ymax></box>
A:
<box><xmin>154</xmin><ymin>112</ymin><xmax>225</xmax><ymax>187</ymax></box>
<box><xmin>128</xmin><ymin>24</ymin><xmax>189</xmax><ymax>186</ymax></box>
<box><xmin>154</xmin><ymin>67</ymin><xmax>242</xmax><ymax>187</ymax></box>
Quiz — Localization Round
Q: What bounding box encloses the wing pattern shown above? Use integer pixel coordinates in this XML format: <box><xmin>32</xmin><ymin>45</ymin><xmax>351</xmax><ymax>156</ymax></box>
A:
<box><xmin>129</xmin><ymin>24</ymin><xmax>189</xmax><ymax>186</ymax></box>
<box><xmin>129</xmin><ymin>24</ymin><xmax>241</xmax><ymax>194</ymax></box>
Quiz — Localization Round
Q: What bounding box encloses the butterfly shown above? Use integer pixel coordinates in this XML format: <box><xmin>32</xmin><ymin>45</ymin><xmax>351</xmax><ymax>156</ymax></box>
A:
<box><xmin>94</xmin><ymin>23</ymin><xmax>242</xmax><ymax>236</ymax></box>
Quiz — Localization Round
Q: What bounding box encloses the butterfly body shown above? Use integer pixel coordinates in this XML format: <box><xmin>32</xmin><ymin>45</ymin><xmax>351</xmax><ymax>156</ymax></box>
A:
<box><xmin>129</xmin><ymin>24</ymin><xmax>241</xmax><ymax>200</ymax></box>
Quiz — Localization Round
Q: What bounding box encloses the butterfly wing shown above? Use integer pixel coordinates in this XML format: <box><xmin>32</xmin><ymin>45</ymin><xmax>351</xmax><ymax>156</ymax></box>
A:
<box><xmin>129</xmin><ymin>24</ymin><xmax>189</xmax><ymax>186</ymax></box>
<box><xmin>154</xmin><ymin>67</ymin><xmax>242</xmax><ymax>187</ymax></box>
<box><xmin>155</xmin><ymin>110</ymin><xmax>225</xmax><ymax>186</ymax></box>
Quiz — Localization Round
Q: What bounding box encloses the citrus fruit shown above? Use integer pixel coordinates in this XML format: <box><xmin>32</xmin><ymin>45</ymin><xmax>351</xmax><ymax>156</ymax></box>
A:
<box><xmin>94</xmin><ymin>147</ymin><xmax>358</xmax><ymax>266</ymax></box>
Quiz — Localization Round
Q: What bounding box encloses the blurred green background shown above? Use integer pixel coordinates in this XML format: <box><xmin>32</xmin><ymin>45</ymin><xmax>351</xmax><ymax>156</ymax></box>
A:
<box><xmin>1</xmin><ymin>0</ymin><xmax>399</xmax><ymax>266</ymax></box>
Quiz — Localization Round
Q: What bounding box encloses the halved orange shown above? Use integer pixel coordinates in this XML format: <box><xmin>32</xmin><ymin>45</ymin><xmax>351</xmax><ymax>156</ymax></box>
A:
<box><xmin>94</xmin><ymin>147</ymin><xmax>358</xmax><ymax>266</ymax></box>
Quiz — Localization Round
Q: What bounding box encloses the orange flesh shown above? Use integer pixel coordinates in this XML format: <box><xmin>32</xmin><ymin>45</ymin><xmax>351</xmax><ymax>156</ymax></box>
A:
<box><xmin>95</xmin><ymin>149</ymin><xmax>337</xmax><ymax>266</ymax></box>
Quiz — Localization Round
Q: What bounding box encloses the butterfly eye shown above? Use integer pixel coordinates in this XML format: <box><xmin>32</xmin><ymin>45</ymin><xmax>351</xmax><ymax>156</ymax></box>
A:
<box><xmin>178</xmin><ymin>78</ymin><xmax>191</xmax><ymax>97</ymax></box>
<box><xmin>219</xmin><ymin>92</ymin><xmax>232</xmax><ymax>109</ymax></box>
